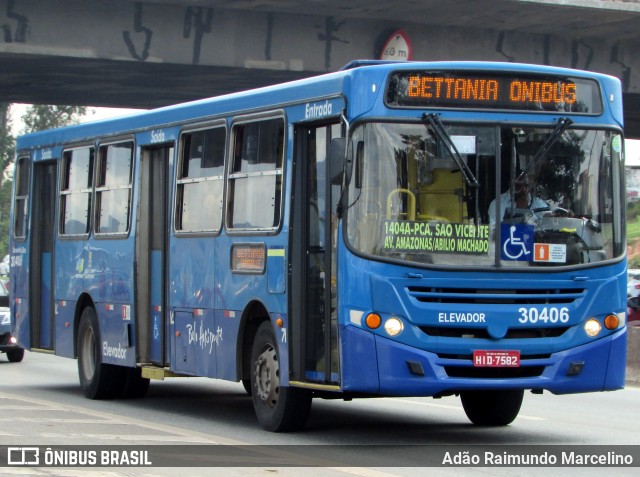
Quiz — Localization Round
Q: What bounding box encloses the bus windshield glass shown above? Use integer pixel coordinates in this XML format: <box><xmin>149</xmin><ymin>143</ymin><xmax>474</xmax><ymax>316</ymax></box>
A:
<box><xmin>345</xmin><ymin>121</ymin><xmax>624</xmax><ymax>268</ymax></box>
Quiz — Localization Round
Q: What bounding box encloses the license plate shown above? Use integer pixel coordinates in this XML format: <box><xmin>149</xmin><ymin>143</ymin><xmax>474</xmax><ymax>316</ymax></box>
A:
<box><xmin>473</xmin><ymin>350</ymin><xmax>520</xmax><ymax>367</ymax></box>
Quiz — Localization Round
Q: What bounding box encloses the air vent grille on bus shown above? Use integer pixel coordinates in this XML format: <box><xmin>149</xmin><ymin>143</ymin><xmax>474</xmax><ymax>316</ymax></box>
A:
<box><xmin>406</xmin><ymin>287</ymin><xmax>585</xmax><ymax>305</ymax></box>
<box><xmin>443</xmin><ymin>366</ymin><xmax>545</xmax><ymax>379</ymax></box>
<box><xmin>419</xmin><ymin>326</ymin><xmax>569</xmax><ymax>339</ymax></box>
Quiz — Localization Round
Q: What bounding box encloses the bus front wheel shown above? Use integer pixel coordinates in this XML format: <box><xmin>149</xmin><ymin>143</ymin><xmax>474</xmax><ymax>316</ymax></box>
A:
<box><xmin>460</xmin><ymin>389</ymin><xmax>524</xmax><ymax>426</ymax></box>
<box><xmin>77</xmin><ymin>307</ymin><xmax>125</xmax><ymax>399</ymax></box>
<box><xmin>250</xmin><ymin>321</ymin><xmax>312</xmax><ymax>432</ymax></box>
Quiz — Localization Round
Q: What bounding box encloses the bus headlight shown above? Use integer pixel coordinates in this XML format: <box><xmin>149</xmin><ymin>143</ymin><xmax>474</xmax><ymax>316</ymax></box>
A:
<box><xmin>384</xmin><ymin>317</ymin><xmax>404</xmax><ymax>336</ymax></box>
<box><xmin>584</xmin><ymin>318</ymin><xmax>601</xmax><ymax>337</ymax></box>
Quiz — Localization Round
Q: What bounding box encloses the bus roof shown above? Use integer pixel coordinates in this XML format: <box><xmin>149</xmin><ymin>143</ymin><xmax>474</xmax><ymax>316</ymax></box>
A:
<box><xmin>16</xmin><ymin>60</ymin><xmax>622</xmax><ymax>150</ymax></box>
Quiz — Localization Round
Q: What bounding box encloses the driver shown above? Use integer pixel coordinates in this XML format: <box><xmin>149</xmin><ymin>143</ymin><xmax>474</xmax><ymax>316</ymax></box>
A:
<box><xmin>488</xmin><ymin>173</ymin><xmax>549</xmax><ymax>227</ymax></box>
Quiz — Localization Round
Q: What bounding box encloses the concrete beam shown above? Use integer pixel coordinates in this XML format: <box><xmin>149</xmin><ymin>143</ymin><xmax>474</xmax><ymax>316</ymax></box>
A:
<box><xmin>1</xmin><ymin>0</ymin><xmax>639</xmax><ymax>134</ymax></box>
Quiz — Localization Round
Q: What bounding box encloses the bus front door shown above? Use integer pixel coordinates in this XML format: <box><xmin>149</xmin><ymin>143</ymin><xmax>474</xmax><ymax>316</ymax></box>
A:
<box><xmin>30</xmin><ymin>161</ymin><xmax>56</xmax><ymax>350</ymax></box>
<box><xmin>136</xmin><ymin>144</ymin><xmax>172</xmax><ymax>366</ymax></box>
<box><xmin>292</xmin><ymin>123</ymin><xmax>341</xmax><ymax>385</ymax></box>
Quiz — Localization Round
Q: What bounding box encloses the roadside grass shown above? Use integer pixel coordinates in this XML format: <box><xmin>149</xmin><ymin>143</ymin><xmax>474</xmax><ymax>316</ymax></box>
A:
<box><xmin>628</xmin><ymin>216</ymin><xmax>640</xmax><ymax>241</ymax></box>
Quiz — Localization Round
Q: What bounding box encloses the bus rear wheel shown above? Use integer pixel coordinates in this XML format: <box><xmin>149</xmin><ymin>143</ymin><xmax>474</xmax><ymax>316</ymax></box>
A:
<box><xmin>250</xmin><ymin>321</ymin><xmax>311</xmax><ymax>432</ymax></box>
<box><xmin>77</xmin><ymin>307</ymin><xmax>125</xmax><ymax>399</ymax></box>
<box><xmin>460</xmin><ymin>389</ymin><xmax>524</xmax><ymax>426</ymax></box>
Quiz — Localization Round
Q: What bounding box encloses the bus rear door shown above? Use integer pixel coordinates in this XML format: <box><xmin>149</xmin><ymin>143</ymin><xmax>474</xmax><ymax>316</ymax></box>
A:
<box><xmin>136</xmin><ymin>144</ymin><xmax>172</xmax><ymax>366</ymax></box>
<box><xmin>29</xmin><ymin>161</ymin><xmax>57</xmax><ymax>350</ymax></box>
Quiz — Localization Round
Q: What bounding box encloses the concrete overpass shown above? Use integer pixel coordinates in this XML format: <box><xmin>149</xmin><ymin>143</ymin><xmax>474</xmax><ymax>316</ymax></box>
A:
<box><xmin>1</xmin><ymin>0</ymin><xmax>640</xmax><ymax>136</ymax></box>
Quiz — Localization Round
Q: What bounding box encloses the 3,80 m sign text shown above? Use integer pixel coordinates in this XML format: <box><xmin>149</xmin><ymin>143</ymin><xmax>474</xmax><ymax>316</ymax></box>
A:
<box><xmin>518</xmin><ymin>307</ymin><xmax>570</xmax><ymax>324</ymax></box>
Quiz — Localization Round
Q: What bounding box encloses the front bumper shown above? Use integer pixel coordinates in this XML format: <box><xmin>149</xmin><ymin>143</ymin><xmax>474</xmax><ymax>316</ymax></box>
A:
<box><xmin>341</xmin><ymin>325</ymin><xmax>627</xmax><ymax>395</ymax></box>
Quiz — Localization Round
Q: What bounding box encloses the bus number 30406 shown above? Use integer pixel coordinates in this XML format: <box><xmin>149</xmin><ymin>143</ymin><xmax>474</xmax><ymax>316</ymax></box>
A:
<box><xmin>518</xmin><ymin>307</ymin><xmax>570</xmax><ymax>324</ymax></box>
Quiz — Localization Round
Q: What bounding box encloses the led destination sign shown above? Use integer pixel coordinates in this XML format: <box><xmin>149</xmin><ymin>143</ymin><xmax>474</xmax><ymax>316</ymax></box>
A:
<box><xmin>386</xmin><ymin>71</ymin><xmax>602</xmax><ymax>113</ymax></box>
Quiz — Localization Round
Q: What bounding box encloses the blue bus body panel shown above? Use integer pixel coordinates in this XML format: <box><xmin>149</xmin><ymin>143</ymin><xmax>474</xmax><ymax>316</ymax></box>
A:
<box><xmin>11</xmin><ymin>241</ymin><xmax>30</xmax><ymax>350</ymax></box>
<box><xmin>338</xmin><ymin>247</ymin><xmax>627</xmax><ymax>396</ymax></box>
<box><xmin>357</xmin><ymin>327</ymin><xmax>626</xmax><ymax>395</ymax></box>
<box><xmin>149</xmin><ymin>250</ymin><xmax>163</xmax><ymax>363</ymax></box>
<box><xmin>167</xmin><ymin>228</ymin><xmax>290</xmax><ymax>380</ymax></box>
<box><xmin>51</xmin><ymin>237</ymin><xmax>137</xmax><ymax>365</ymax></box>
<box><xmin>38</xmin><ymin>252</ymin><xmax>52</xmax><ymax>348</ymax></box>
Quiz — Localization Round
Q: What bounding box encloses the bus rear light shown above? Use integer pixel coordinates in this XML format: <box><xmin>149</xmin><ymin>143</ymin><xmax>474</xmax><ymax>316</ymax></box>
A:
<box><xmin>365</xmin><ymin>313</ymin><xmax>381</xmax><ymax>329</ymax></box>
<box><xmin>9</xmin><ymin>336</ymin><xmax>17</xmax><ymax>345</ymax></box>
<box><xmin>604</xmin><ymin>314</ymin><xmax>619</xmax><ymax>330</ymax></box>
<box><xmin>584</xmin><ymin>319</ymin><xmax>601</xmax><ymax>337</ymax></box>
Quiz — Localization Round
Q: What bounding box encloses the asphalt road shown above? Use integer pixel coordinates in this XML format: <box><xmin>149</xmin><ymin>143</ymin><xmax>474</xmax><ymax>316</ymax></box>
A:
<box><xmin>0</xmin><ymin>351</ymin><xmax>638</xmax><ymax>476</ymax></box>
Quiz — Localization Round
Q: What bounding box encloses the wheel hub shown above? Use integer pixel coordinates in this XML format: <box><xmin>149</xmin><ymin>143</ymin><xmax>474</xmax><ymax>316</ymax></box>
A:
<box><xmin>254</xmin><ymin>345</ymin><xmax>279</xmax><ymax>407</ymax></box>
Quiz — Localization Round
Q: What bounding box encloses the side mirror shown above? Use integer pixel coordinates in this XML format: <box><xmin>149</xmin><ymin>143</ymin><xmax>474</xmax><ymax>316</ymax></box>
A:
<box><xmin>329</xmin><ymin>138</ymin><xmax>353</xmax><ymax>186</ymax></box>
<box><xmin>354</xmin><ymin>140</ymin><xmax>364</xmax><ymax>189</ymax></box>
<box><xmin>628</xmin><ymin>296</ymin><xmax>640</xmax><ymax>309</ymax></box>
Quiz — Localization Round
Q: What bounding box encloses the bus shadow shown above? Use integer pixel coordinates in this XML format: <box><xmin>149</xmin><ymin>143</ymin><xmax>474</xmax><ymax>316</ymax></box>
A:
<box><xmin>22</xmin><ymin>378</ymin><xmax>570</xmax><ymax>445</ymax></box>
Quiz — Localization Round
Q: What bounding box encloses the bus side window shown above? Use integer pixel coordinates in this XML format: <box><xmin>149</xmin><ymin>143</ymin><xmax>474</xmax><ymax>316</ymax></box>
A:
<box><xmin>13</xmin><ymin>156</ymin><xmax>31</xmax><ymax>239</ymax></box>
<box><xmin>59</xmin><ymin>147</ymin><xmax>94</xmax><ymax>236</ymax></box>
<box><xmin>227</xmin><ymin>118</ymin><xmax>284</xmax><ymax>230</ymax></box>
<box><xmin>95</xmin><ymin>141</ymin><xmax>134</xmax><ymax>235</ymax></box>
<box><xmin>176</xmin><ymin>127</ymin><xmax>226</xmax><ymax>233</ymax></box>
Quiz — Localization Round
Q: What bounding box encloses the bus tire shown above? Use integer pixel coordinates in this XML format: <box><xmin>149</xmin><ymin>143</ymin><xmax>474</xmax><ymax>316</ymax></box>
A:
<box><xmin>77</xmin><ymin>307</ymin><xmax>125</xmax><ymax>399</ymax></box>
<box><xmin>7</xmin><ymin>348</ymin><xmax>24</xmax><ymax>363</ymax></box>
<box><xmin>460</xmin><ymin>389</ymin><xmax>524</xmax><ymax>426</ymax></box>
<box><xmin>250</xmin><ymin>321</ymin><xmax>311</xmax><ymax>432</ymax></box>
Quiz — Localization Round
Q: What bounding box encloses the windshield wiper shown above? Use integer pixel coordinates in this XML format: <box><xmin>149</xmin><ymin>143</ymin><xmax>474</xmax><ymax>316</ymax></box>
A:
<box><xmin>422</xmin><ymin>113</ymin><xmax>479</xmax><ymax>188</ymax></box>
<box><xmin>518</xmin><ymin>116</ymin><xmax>573</xmax><ymax>180</ymax></box>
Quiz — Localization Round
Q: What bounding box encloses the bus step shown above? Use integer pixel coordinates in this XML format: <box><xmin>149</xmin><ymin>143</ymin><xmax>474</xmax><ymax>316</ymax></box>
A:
<box><xmin>141</xmin><ymin>366</ymin><xmax>184</xmax><ymax>381</ymax></box>
<box><xmin>29</xmin><ymin>348</ymin><xmax>55</xmax><ymax>354</ymax></box>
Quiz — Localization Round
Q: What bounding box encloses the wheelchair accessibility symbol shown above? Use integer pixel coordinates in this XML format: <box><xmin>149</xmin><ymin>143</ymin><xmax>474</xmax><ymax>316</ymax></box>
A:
<box><xmin>500</xmin><ymin>223</ymin><xmax>534</xmax><ymax>261</ymax></box>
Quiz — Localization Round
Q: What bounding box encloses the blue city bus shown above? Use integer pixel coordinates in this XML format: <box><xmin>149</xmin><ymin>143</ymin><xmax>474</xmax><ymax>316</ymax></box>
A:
<box><xmin>10</xmin><ymin>61</ymin><xmax>627</xmax><ymax>431</ymax></box>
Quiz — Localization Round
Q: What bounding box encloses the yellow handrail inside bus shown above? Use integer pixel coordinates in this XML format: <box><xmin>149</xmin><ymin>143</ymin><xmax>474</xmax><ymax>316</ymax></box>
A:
<box><xmin>387</xmin><ymin>188</ymin><xmax>416</xmax><ymax>221</ymax></box>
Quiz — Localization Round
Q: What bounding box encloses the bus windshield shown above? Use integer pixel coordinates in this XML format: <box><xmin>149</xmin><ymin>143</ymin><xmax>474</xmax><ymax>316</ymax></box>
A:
<box><xmin>345</xmin><ymin>121</ymin><xmax>624</xmax><ymax>268</ymax></box>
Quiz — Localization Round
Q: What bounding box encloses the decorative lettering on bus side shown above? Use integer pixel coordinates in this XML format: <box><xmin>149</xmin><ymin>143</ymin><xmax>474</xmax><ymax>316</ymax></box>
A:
<box><xmin>39</xmin><ymin>148</ymin><xmax>53</xmax><ymax>160</ymax></box>
<box><xmin>186</xmin><ymin>321</ymin><xmax>223</xmax><ymax>354</ymax></box>
<box><xmin>305</xmin><ymin>100</ymin><xmax>334</xmax><ymax>119</ymax></box>
<box><xmin>151</xmin><ymin>129</ymin><xmax>166</xmax><ymax>143</ymax></box>
<box><xmin>102</xmin><ymin>341</ymin><xmax>128</xmax><ymax>360</ymax></box>
<box><xmin>10</xmin><ymin>245</ymin><xmax>26</xmax><ymax>268</ymax></box>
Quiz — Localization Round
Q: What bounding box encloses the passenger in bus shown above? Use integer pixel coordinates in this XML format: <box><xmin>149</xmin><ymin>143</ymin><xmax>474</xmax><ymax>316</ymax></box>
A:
<box><xmin>487</xmin><ymin>173</ymin><xmax>549</xmax><ymax>228</ymax></box>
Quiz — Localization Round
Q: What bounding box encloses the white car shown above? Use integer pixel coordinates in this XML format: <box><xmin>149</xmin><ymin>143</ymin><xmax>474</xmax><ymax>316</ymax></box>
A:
<box><xmin>628</xmin><ymin>269</ymin><xmax>640</xmax><ymax>297</ymax></box>
<box><xmin>0</xmin><ymin>255</ymin><xmax>8</xmax><ymax>276</ymax></box>
<box><xmin>0</xmin><ymin>278</ymin><xmax>24</xmax><ymax>362</ymax></box>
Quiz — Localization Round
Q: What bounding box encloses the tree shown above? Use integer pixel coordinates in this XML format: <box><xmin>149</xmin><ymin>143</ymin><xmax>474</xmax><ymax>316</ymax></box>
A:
<box><xmin>0</xmin><ymin>104</ymin><xmax>88</xmax><ymax>258</ymax></box>
<box><xmin>0</xmin><ymin>103</ymin><xmax>15</xmax><ymax>257</ymax></box>
<box><xmin>0</xmin><ymin>104</ymin><xmax>15</xmax><ymax>173</ymax></box>
<box><xmin>21</xmin><ymin>105</ymin><xmax>87</xmax><ymax>133</ymax></box>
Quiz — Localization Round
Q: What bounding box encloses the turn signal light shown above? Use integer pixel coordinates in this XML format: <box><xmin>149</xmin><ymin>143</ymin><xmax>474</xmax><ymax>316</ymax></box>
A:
<box><xmin>365</xmin><ymin>313</ymin><xmax>382</xmax><ymax>329</ymax></box>
<box><xmin>604</xmin><ymin>314</ymin><xmax>619</xmax><ymax>330</ymax></box>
